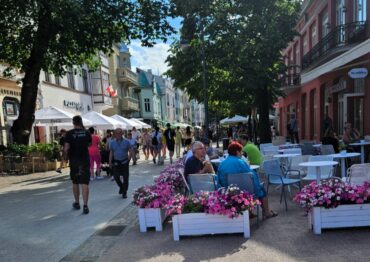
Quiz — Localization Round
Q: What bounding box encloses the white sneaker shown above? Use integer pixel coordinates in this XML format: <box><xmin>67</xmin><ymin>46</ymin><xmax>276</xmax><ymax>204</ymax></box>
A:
<box><xmin>90</xmin><ymin>177</ymin><xmax>94</xmax><ymax>181</ymax></box>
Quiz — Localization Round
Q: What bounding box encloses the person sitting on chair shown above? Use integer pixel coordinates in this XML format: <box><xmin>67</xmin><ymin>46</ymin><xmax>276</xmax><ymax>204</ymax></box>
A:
<box><xmin>184</xmin><ymin>141</ymin><xmax>214</xmax><ymax>181</ymax></box>
<box><xmin>217</xmin><ymin>142</ymin><xmax>277</xmax><ymax>219</ymax></box>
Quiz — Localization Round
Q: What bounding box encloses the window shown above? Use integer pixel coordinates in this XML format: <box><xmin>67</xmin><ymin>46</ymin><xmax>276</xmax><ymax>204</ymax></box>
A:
<box><xmin>310</xmin><ymin>22</ymin><xmax>317</xmax><ymax>46</ymax></box>
<box><xmin>295</xmin><ymin>43</ymin><xmax>300</xmax><ymax>67</ymax></box>
<box><xmin>354</xmin><ymin>0</ymin><xmax>366</xmax><ymax>22</ymax></box>
<box><xmin>321</xmin><ymin>9</ymin><xmax>329</xmax><ymax>38</ymax></box>
<box><xmin>144</xmin><ymin>98</ymin><xmax>151</xmax><ymax>112</ymax></box>
<box><xmin>303</xmin><ymin>33</ymin><xmax>308</xmax><ymax>54</ymax></box>
<box><xmin>167</xmin><ymin>94</ymin><xmax>169</xmax><ymax>106</ymax></box>
<box><xmin>102</xmin><ymin>72</ymin><xmax>110</xmax><ymax>94</ymax></box>
<box><xmin>55</xmin><ymin>76</ymin><xmax>60</xmax><ymax>86</ymax></box>
<box><xmin>82</xmin><ymin>69</ymin><xmax>89</xmax><ymax>93</ymax></box>
<box><xmin>44</xmin><ymin>71</ymin><xmax>50</xmax><ymax>82</ymax></box>
<box><xmin>67</xmin><ymin>67</ymin><xmax>75</xmax><ymax>89</ymax></box>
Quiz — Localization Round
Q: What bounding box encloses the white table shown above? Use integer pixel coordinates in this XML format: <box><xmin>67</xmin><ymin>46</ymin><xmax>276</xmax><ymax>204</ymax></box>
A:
<box><xmin>299</xmin><ymin>161</ymin><xmax>338</xmax><ymax>183</ymax></box>
<box><xmin>273</xmin><ymin>153</ymin><xmax>300</xmax><ymax>171</ymax></box>
<box><xmin>210</xmin><ymin>158</ymin><xmax>259</xmax><ymax>170</ymax></box>
<box><xmin>349</xmin><ymin>141</ymin><xmax>370</xmax><ymax>163</ymax></box>
<box><xmin>329</xmin><ymin>152</ymin><xmax>361</xmax><ymax>178</ymax></box>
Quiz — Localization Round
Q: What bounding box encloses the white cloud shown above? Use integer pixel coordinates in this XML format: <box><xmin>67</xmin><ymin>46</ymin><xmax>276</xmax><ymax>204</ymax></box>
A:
<box><xmin>129</xmin><ymin>41</ymin><xmax>171</xmax><ymax>75</ymax></box>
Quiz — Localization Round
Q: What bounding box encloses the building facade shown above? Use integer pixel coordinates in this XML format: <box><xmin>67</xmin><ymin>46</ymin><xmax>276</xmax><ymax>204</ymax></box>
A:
<box><xmin>0</xmin><ymin>66</ymin><xmax>22</xmax><ymax>145</ymax></box>
<box><xmin>278</xmin><ymin>0</ymin><xmax>370</xmax><ymax>141</ymax></box>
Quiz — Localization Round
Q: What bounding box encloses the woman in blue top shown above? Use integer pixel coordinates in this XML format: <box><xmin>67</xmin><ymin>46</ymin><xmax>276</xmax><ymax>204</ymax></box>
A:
<box><xmin>217</xmin><ymin>142</ymin><xmax>277</xmax><ymax>219</ymax></box>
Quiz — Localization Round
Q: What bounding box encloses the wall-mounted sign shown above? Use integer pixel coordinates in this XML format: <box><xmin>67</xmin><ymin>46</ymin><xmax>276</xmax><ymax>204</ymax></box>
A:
<box><xmin>348</xmin><ymin>68</ymin><xmax>368</xmax><ymax>79</ymax></box>
<box><xmin>329</xmin><ymin>79</ymin><xmax>346</xmax><ymax>94</ymax></box>
<box><xmin>63</xmin><ymin>100</ymin><xmax>84</xmax><ymax>111</ymax></box>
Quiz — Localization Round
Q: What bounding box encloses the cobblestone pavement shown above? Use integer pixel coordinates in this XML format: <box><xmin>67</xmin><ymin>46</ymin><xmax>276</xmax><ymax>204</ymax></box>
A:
<box><xmin>0</xmin><ymin>151</ymin><xmax>165</xmax><ymax>262</ymax></box>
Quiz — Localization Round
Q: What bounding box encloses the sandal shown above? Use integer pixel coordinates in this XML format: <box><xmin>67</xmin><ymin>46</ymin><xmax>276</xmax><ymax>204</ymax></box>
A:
<box><xmin>263</xmin><ymin>210</ymin><xmax>278</xmax><ymax>220</ymax></box>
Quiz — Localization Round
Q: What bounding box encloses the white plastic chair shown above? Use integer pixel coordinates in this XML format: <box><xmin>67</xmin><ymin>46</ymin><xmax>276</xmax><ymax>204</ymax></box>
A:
<box><xmin>302</xmin><ymin>155</ymin><xmax>335</xmax><ymax>181</ymax></box>
<box><xmin>263</xmin><ymin>146</ymin><xmax>279</xmax><ymax>156</ymax></box>
<box><xmin>320</xmin><ymin>144</ymin><xmax>335</xmax><ymax>155</ymax></box>
<box><xmin>346</xmin><ymin>163</ymin><xmax>370</xmax><ymax>185</ymax></box>
<box><xmin>283</xmin><ymin>148</ymin><xmax>302</xmax><ymax>155</ymax></box>
<box><xmin>188</xmin><ymin>173</ymin><xmax>216</xmax><ymax>194</ymax></box>
<box><xmin>289</xmin><ymin>155</ymin><xmax>309</xmax><ymax>178</ymax></box>
<box><xmin>260</xmin><ymin>143</ymin><xmax>273</xmax><ymax>153</ymax></box>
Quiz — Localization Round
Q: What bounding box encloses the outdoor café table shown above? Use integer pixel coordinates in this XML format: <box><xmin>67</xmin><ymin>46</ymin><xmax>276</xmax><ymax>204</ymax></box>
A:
<box><xmin>210</xmin><ymin>158</ymin><xmax>259</xmax><ymax>170</ymax></box>
<box><xmin>329</xmin><ymin>152</ymin><xmax>361</xmax><ymax>178</ymax></box>
<box><xmin>299</xmin><ymin>161</ymin><xmax>338</xmax><ymax>184</ymax></box>
<box><xmin>349</xmin><ymin>141</ymin><xmax>370</xmax><ymax>163</ymax></box>
<box><xmin>273</xmin><ymin>153</ymin><xmax>300</xmax><ymax>172</ymax></box>
<box><xmin>279</xmin><ymin>143</ymin><xmax>300</xmax><ymax>149</ymax></box>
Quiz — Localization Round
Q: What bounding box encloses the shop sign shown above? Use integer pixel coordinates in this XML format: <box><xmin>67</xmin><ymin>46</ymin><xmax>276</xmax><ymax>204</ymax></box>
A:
<box><xmin>348</xmin><ymin>68</ymin><xmax>368</xmax><ymax>79</ymax></box>
<box><xmin>63</xmin><ymin>100</ymin><xmax>84</xmax><ymax>111</ymax></box>
<box><xmin>329</xmin><ymin>79</ymin><xmax>346</xmax><ymax>94</ymax></box>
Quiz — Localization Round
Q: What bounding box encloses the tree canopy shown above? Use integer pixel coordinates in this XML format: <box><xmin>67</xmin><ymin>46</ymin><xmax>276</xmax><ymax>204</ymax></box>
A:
<box><xmin>166</xmin><ymin>0</ymin><xmax>300</xmax><ymax>142</ymax></box>
<box><xmin>0</xmin><ymin>0</ymin><xmax>174</xmax><ymax>144</ymax></box>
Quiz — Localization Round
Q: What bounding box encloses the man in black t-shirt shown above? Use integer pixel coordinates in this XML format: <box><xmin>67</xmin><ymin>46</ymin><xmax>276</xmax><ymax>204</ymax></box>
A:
<box><xmin>184</xmin><ymin>141</ymin><xmax>214</xmax><ymax>181</ymax></box>
<box><xmin>164</xmin><ymin>123</ymin><xmax>176</xmax><ymax>164</ymax></box>
<box><xmin>64</xmin><ymin>115</ymin><xmax>92</xmax><ymax>214</ymax></box>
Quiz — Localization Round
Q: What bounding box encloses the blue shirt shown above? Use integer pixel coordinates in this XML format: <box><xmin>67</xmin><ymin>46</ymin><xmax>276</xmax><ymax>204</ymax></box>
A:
<box><xmin>109</xmin><ymin>138</ymin><xmax>131</xmax><ymax>161</ymax></box>
<box><xmin>217</xmin><ymin>155</ymin><xmax>265</xmax><ymax>198</ymax></box>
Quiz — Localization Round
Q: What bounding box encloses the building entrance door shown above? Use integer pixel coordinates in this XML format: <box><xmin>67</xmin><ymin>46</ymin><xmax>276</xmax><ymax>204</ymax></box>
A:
<box><xmin>342</xmin><ymin>93</ymin><xmax>364</xmax><ymax>135</ymax></box>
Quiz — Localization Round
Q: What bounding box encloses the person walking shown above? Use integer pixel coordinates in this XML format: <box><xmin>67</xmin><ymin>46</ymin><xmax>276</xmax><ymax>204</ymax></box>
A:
<box><xmin>184</xmin><ymin>126</ymin><xmax>193</xmax><ymax>151</ymax></box>
<box><xmin>175</xmin><ymin>126</ymin><xmax>183</xmax><ymax>158</ymax></box>
<box><xmin>288</xmin><ymin>114</ymin><xmax>299</xmax><ymax>144</ymax></box>
<box><xmin>88</xmin><ymin>127</ymin><xmax>102</xmax><ymax>180</ymax></box>
<box><xmin>151</xmin><ymin>126</ymin><xmax>162</xmax><ymax>164</ymax></box>
<box><xmin>164</xmin><ymin>123</ymin><xmax>176</xmax><ymax>164</ymax></box>
<box><xmin>161</xmin><ymin>128</ymin><xmax>167</xmax><ymax>159</ymax></box>
<box><xmin>142</xmin><ymin>128</ymin><xmax>151</xmax><ymax>160</ymax></box>
<box><xmin>63</xmin><ymin>116</ymin><xmax>92</xmax><ymax>214</ymax></box>
<box><xmin>109</xmin><ymin>128</ymin><xmax>132</xmax><ymax>198</ymax></box>
<box><xmin>127</xmin><ymin>132</ymin><xmax>137</xmax><ymax>165</ymax></box>
<box><xmin>56</xmin><ymin>129</ymin><xmax>67</xmax><ymax>173</ymax></box>
<box><xmin>131</xmin><ymin>127</ymin><xmax>141</xmax><ymax>160</ymax></box>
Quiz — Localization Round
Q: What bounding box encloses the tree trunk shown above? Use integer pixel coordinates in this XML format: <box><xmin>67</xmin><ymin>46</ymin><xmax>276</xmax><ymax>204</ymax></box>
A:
<box><xmin>257</xmin><ymin>85</ymin><xmax>272</xmax><ymax>144</ymax></box>
<box><xmin>11</xmin><ymin>5</ymin><xmax>52</xmax><ymax>145</ymax></box>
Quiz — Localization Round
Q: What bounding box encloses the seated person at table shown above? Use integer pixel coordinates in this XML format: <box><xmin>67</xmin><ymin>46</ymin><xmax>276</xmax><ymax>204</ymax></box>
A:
<box><xmin>202</xmin><ymin>138</ymin><xmax>218</xmax><ymax>160</ymax></box>
<box><xmin>217</xmin><ymin>142</ymin><xmax>277</xmax><ymax>219</ymax></box>
<box><xmin>343</xmin><ymin>123</ymin><xmax>361</xmax><ymax>152</ymax></box>
<box><xmin>238</xmin><ymin>134</ymin><xmax>263</xmax><ymax>165</ymax></box>
<box><xmin>321</xmin><ymin>127</ymin><xmax>339</xmax><ymax>153</ymax></box>
<box><xmin>184</xmin><ymin>141</ymin><xmax>214</xmax><ymax>180</ymax></box>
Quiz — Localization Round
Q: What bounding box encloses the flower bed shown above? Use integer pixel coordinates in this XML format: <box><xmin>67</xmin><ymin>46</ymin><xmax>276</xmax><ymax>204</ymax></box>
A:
<box><xmin>166</xmin><ymin>187</ymin><xmax>259</xmax><ymax>240</ymax></box>
<box><xmin>294</xmin><ymin>178</ymin><xmax>370</xmax><ymax>234</ymax></box>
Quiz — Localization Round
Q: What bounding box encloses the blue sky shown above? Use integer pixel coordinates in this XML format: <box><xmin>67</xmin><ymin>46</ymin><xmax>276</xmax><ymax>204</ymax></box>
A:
<box><xmin>129</xmin><ymin>17</ymin><xmax>182</xmax><ymax>75</ymax></box>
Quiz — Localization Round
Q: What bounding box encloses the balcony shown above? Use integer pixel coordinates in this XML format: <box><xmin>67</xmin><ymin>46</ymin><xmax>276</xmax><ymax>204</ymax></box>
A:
<box><xmin>117</xmin><ymin>67</ymin><xmax>139</xmax><ymax>87</ymax></box>
<box><xmin>302</xmin><ymin>21</ymin><xmax>370</xmax><ymax>70</ymax></box>
<box><xmin>120</xmin><ymin>96</ymin><xmax>139</xmax><ymax>112</ymax></box>
<box><xmin>279</xmin><ymin>65</ymin><xmax>301</xmax><ymax>94</ymax></box>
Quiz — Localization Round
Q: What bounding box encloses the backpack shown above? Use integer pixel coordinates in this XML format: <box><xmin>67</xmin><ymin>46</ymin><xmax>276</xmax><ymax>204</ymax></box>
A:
<box><xmin>151</xmin><ymin>132</ymin><xmax>158</xmax><ymax>145</ymax></box>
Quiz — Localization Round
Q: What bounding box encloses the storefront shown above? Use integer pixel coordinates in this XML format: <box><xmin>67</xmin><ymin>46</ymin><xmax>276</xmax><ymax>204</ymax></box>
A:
<box><xmin>0</xmin><ymin>78</ymin><xmax>21</xmax><ymax>145</ymax></box>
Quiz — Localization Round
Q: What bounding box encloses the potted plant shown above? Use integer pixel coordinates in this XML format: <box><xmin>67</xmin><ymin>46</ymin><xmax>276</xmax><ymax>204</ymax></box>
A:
<box><xmin>133</xmin><ymin>183</ymin><xmax>174</xmax><ymax>232</ymax></box>
<box><xmin>166</xmin><ymin>186</ymin><xmax>259</xmax><ymax>241</ymax></box>
<box><xmin>294</xmin><ymin>178</ymin><xmax>370</xmax><ymax>234</ymax></box>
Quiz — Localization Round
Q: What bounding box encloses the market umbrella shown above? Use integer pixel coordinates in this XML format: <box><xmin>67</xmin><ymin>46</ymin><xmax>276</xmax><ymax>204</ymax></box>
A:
<box><xmin>35</xmin><ymin>106</ymin><xmax>76</xmax><ymax>124</ymax></box>
<box><xmin>82</xmin><ymin>111</ymin><xmax>125</xmax><ymax>129</ymax></box>
<box><xmin>111</xmin><ymin>115</ymin><xmax>139</xmax><ymax>130</ymax></box>
<box><xmin>221</xmin><ymin>115</ymin><xmax>248</xmax><ymax>124</ymax></box>
<box><xmin>130</xmin><ymin>118</ymin><xmax>151</xmax><ymax>129</ymax></box>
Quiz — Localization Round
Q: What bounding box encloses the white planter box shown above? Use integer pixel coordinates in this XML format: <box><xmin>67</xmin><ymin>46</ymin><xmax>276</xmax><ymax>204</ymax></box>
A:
<box><xmin>309</xmin><ymin>204</ymin><xmax>370</xmax><ymax>234</ymax></box>
<box><xmin>138</xmin><ymin>208</ymin><xmax>167</xmax><ymax>232</ymax></box>
<box><xmin>172</xmin><ymin>211</ymin><xmax>250</xmax><ymax>241</ymax></box>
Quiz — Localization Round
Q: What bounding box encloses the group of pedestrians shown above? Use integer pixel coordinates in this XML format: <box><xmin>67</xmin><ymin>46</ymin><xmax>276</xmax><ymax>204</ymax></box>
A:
<box><xmin>60</xmin><ymin>117</ymin><xmax>200</xmax><ymax>214</ymax></box>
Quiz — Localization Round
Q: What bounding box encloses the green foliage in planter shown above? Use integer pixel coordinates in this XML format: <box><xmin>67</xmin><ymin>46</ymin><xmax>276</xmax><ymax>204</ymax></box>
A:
<box><xmin>29</xmin><ymin>142</ymin><xmax>60</xmax><ymax>161</ymax></box>
<box><xmin>6</xmin><ymin>143</ymin><xmax>30</xmax><ymax>157</ymax></box>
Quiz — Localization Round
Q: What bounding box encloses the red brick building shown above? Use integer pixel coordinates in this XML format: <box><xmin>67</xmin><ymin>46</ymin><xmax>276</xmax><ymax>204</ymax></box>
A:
<box><xmin>278</xmin><ymin>0</ymin><xmax>370</xmax><ymax>141</ymax></box>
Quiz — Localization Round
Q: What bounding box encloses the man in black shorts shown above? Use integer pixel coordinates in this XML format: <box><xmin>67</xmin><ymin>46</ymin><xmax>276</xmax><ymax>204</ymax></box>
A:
<box><xmin>64</xmin><ymin>115</ymin><xmax>92</xmax><ymax>214</ymax></box>
<box><xmin>164</xmin><ymin>123</ymin><xmax>175</xmax><ymax>164</ymax></box>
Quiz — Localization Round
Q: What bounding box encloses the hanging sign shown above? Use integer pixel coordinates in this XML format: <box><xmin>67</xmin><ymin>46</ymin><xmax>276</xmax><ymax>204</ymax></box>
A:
<box><xmin>348</xmin><ymin>68</ymin><xmax>368</xmax><ymax>79</ymax></box>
